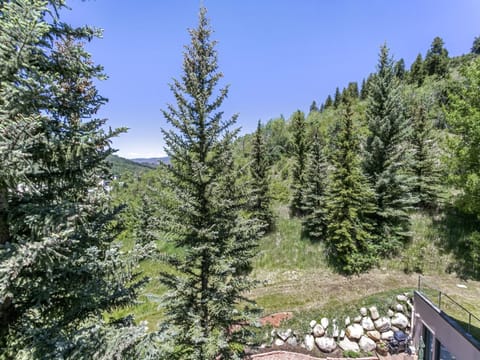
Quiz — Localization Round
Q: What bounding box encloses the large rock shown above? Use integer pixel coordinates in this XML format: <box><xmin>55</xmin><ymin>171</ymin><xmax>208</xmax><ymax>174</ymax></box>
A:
<box><xmin>361</xmin><ymin>316</ymin><xmax>375</xmax><ymax>331</ymax></box>
<box><xmin>391</xmin><ymin>313</ymin><xmax>409</xmax><ymax>329</ymax></box>
<box><xmin>394</xmin><ymin>303</ymin><xmax>405</xmax><ymax>313</ymax></box>
<box><xmin>369</xmin><ymin>306</ymin><xmax>380</xmax><ymax>320</ymax></box>
<box><xmin>313</xmin><ymin>324</ymin><xmax>325</xmax><ymax>337</ymax></box>
<box><xmin>387</xmin><ymin>309</ymin><xmax>395</xmax><ymax>317</ymax></box>
<box><xmin>397</xmin><ymin>294</ymin><xmax>408</xmax><ymax>302</ymax></box>
<box><xmin>315</xmin><ymin>336</ymin><xmax>337</xmax><ymax>353</ymax></box>
<box><xmin>360</xmin><ymin>307</ymin><xmax>368</xmax><ymax>316</ymax></box>
<box><xmin>374</xmin><ymin>316</ymin><xmax>391</xmax><ymax>332</ymax></box>
<box><xmin>345</xmin><ymin>316</ymin><xmax>351</xmax><ymax>326</ymax></box>
<box><xmin>287</xmin><ymin>335</ymin><xmax>298</xmax><ymax>346</ymax></box>
<box><xmin>309</xmin><ymin>320</ymin><xmax>317</xmax><ymax>328</ymax></box>
<box><xmin>381</xmin><ymin>330</ymin><xmax>394</xmax><ymax>340</ymax></box>
<box><xmin>304</xmin><ymin>334</ymin><xmax>315</xmax><ymax>351</ymax></box>
<box><xmin>338</xmin><ymin>337</ymin><xmax>360</xmax><ymax>353</ymax></box>
<box><xmin>277</xmin><ymin>329</ymin><xmax>292</xmax><ymax>341</ymax></box>
<box><xmin>359</xmin><ymin>335</ymin><xmax>376</xmax><ymax>352</ymax></box>
<box><xmin>274</xmin><ymin>338</ymin><xmax>285</xmax><ymax>346</ymax></box>
<box><xmin>353</xmin><ymin>315</ymin><xmax>362</xmax><ymax>323</ymax></box>
<box><xmin>346</xmin><ymin>323</ymin><xmax>364</xmax><ymax>340</ymax></box>
<box><xmin>367</xmin><ymin>330</ymin><xmax>381</xmax><ymax>342</ymax></box>
<box><xmin>321</xmin><ymin>317</ymin><xmax>329</xmax><ymax>329</ymax></box>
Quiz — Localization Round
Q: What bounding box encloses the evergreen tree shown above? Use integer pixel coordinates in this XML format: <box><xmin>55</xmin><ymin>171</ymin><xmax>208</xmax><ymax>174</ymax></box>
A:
<box><xmin>325</xmin><ymin>102</ymin><xmax>376</xmax><ymax>274</ymax></box>
<box><xmin>471</xmin><ymin>36</ymin><xmax>480</xmax><ymax>55</ymax></box>
<box><xmin>333</xmin><ymin>87</ymin><xmax>342</xmax><ymax>108</ymax></box>
<box><xmin>289</xmin><ymin>110</ymin><xmax>308</xmax><ymax>217</ymax></box>
<box><xmin>159</xmin><ymin>8</ymin><xmax>260</xmax><ymax>359</ymax></box>
<box><xmin>250</xmin><ymin>121</ymin><xmax>274</xmax><ymax>231</ymax></box>
<box><xmin>409</xmin><ymin>53</ymin><xmax>425</xmax><ymax>86</ymax></box>
<box><xmin>424</xmin><ymin>36</ymin><xmax>449</xmax><ymax>77</ymax></box>
<box><xmin>324</xmin><ymin>95</ymin><xmax>334</xmax><ymax>109</ymax></box>
<box><xmin>302</xmin><ymin>130</ymin><xmax>328</xmax><ymax>241</ymax></box>
<box><xmin>360</xmin><ymin>77</ymin><xmax>372</xmax><ymax>100</ymax></box>
<box><xmin>364</xmin><ymin>44</ymin><xmax>413</xmax><ymax>254</ymax></box>
<box><xmin>394</xmin><ymin>58</ymin><xmax>406</xmax><ymax>80</ymax></box>
<box><xmin>0</xmin><ymin>1</ymin><xmax>151</xmax><ymax>357</ymax></box>
<box><xmin>309</xmin><ymin>100</ymin><xmax>319</xmax><ymax>113</ymax></box>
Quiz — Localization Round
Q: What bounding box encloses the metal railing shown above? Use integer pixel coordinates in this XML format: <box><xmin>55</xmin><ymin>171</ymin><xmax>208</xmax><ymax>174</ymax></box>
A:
<box><xmin>417</xmin><ymin>276</ymin><xmax>480</xmax><ymax>339</ymax></box>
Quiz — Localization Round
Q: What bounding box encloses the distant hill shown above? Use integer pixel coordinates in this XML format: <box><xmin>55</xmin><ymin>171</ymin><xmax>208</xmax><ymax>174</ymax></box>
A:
<box><xmin>107</xmin><ymin>155</ymin><xmax>154</xmax><ymax>176</ymax></box>
<box><xmin>131</xmin><ymin>157</ymin><xmax>170</xmax><ymax>167</ymax></box>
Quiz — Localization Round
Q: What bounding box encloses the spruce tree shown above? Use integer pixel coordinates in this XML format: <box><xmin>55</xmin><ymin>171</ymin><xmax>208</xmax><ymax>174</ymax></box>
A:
<box><xmin>424</xmin><ymin>36</ymin><xmax>449</xmax><ymax>77</ymax></box>
<box><xmin>302</xmin><ymin>130</ymin><xmax>329</xmax><ymax>241</ymax></box>
<box><xmin>394</xmin><ymin>58</ymin><xmax>406</xmax><ymax>80</ymax></box>
<box><xmin>325</xmin><ymin>102</ymin><xmax>376</xmax><ymax>274</ymax></box>
<box><xmin>333</xmin><ymin>87</ymin><xmax>342</xmax><ymax>108</ymax></box>
<box><xmin>289</xmin><ymin>110</ymin><xmax>308</xmax><ymax>217</ymax></box>
<box><xmin>471</xmin><ymin>36</ymin><xmax>480</xmax><ymax>55</ymax></box>
<box><xmin>409</xmin><ymin>97</ymin><xmax>440</xmax><ymax>209</ymax></box>
<box><xmin>159</xmin><ymin>8</ymin><xmax>260</xmax><ymax>359</ymax></box>
<box><xmin>364</xmin><ymin>44</ymin><xmax>414</xmax><ymax>254</ymax></box>
<box><xmin>409</xmin><ymin>53</ymin><xmax>425</xmax><ymax>86</ymax></box>
<box><xmin>324</xmin><ymin>95</ymin><xmax>334</xmax><ymax>109</ymax></box>
<box><xmin>309</xmin><ymin>100</ymin><xmax>319</xmax><ymax>113</ymax></box>
<box><xmin>250</xmin><ymin>121</ymin><xmax>274</xmax><ymax>231</ymax></box>
<box><xmin>0</xmin><ymin>1</ymin><xmax>150</xmax><ymax>357</ymax></box>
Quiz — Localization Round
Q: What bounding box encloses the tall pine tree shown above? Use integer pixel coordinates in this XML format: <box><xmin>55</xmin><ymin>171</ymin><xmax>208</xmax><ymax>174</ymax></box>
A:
<box><xmin>325</xmin><ymin>102</ymin><xmax>376</xmax><ymax>274</ymax></box>
<box><xmin>302</xmin><ymin>130</ymin><xmax>329</xmax><ymax>242</ymax></box>
<box><xmin>289</xmin><ymin>110</ymin><xmax>308</xmax><ymax>217</ymax></box>
<box><xmin>363</xmin><ymin>44</ymin><xmax>414</xmax><ymax>254</ymax></box>
<box><xmin>424</xmin><ymin>37</ymin><xmax>449</xmax><ymax>78</ymax></box>
<box><xmin>159</xmin><ymin>8</ymin><xmax>260</xmax><ymax>359</ymax></box>
<box><xmin>250</xmin><ymin>121</ymin><xmax>274</xmax><ymax>231</ymax></box>
<box><xmin>0</xmin><ymin>1</ymin><xmax>151</xmax><ymax>357</ymax></box>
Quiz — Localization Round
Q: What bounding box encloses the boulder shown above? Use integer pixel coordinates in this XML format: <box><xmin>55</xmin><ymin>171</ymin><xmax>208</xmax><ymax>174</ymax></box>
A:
<box><xmin>369</xmin><ymin>306</ymin><xmax>380</xmax><ymax>320</ymax></box>
<box><xmin>360</xmin><ymin>307</ymin><xmax>368</xmax><ymax>316</ymax></box>
<box><xmin>338</xmin><ymin>337</ymin><xmax>360</xmax><ymax>353</ymax></box>
<box><xmin>381</xmin><ymin>330</ymin><xmax>394</xmax><ymax>340</ymax></box>
<box><xmin>313</xmin><ymin>324</ymin><xmax>325</xmax><ymax>337</ymax></box>
<box><xmin>274</xmin><ymin>338</ymin><xmax>285</xmax><ymax>346</ymax></box>
<box><xmin>391</xmin><ymin>313</ymin><xmax>409</xmax><ymax>329</ymax></box>
<box><xmin>277</xmin><ymin>329</ymin><xmax>292</xmax><ymax>341</ymax></box>
<box><xmin>321</xmin><ymin>317</ymin><xmax>329</xmax><ymax>329</ymax></box>
<box><xmin>353</xmin><ymin>315</ymin><xmax>362</xmax><ymax>323</ymax></box>
<box><xmin>346</xmin><ymin>323</ymin><xmax>364</xmax><ymax>340</ymax></box>
<box><xmin>367</xmin><ymin>330</ymin><xmax>381</xmax><ymax>342</ymax></box>
<box><xmin>394</xmin><ymin>303</ymin><xmax>404</xmax><ymax>313</ymax></box>
<box><xmin>359</xmin><ymin>335</ymin><xmax>376</xmax><ymax>352</ymax></box>
<box><xmin>339</xmin><ymin>329</ymin><xmax>345</xmax><ymax>340</ymax></box>
<box><xmin>397</xmin><ymin>294</ymin><xmax>408</xmax><ymax>302</ymax></box>
<box><xmin>374</xmin><ymin>317</ymin><xmax>391</xmax><ymax>332</ymax></box>
<box><xmin>286</xmin><ymin>336</ymin><xmax>298</xmax><ymax>346</ymax></box>
<box><xmin>315</xmin><ymin>336</ymin><xmax>337</xmax><ymax>353</ymax></box>
<box><xmin>387</xmin><ymin>309</ymin><xmax>395</xmax><ymax>317</ymax></box>
<box><xmin>345</xmin><ymin>316</ymin><xmax>351</xmax><ymax>326</ymax></box>
<box><xmin>309</xmin><ymin>320</ymin><xmax>317</xmax><ymax>329</ymax></box>
<box><xmin>304</xmin><ymin>334</ymin><xmax>315</xmax><ymax>351</ymax></box>
<box><xmin>361</xmin><ymin>316</ymin><xmax>375</xmax><ymax>331</ymax></box>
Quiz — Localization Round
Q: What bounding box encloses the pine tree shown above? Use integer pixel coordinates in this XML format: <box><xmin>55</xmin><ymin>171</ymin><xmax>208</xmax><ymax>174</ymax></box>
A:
<box><xmin>333</xmin><ymin>87</ymin><xmax>342</xmax><ymax>108</ymax></box>
<box><xmin>250</xmin><ymin>121</ymin><xmax>274</xmax><ymax>231</ymax></box>
<box><xmin>159</xmin><ymin>8</ymin><xmax>260</xmax><ymax>359</ymax></box>
<box><xmin>471</xmin><ymin>36</ymin><xmax>480</xmax><ymax>55</ymax></box>
<box><xmin>309</xmin><ymin>100</ymin><xmax>319</xmax><ymax>113</ymax></box>
<box><xmin>289</xmin><ymin>110</ymin><xmax>308</xmax><ymax>217</ymax></box>
<box><xmin>302</xmin><ymin>130</ymin><xmax>329</xmax><ymax>241</ymax></box>
<box><xmin>409</xmin><ymin>53</ymin><xmax>425</xmax><ymax>86</ymax></box>
<box><xmin>409</xmin><ymin>97</ymin><xmax>440</xmax><ymax>209</ymax></box>
<box><xmin>324</xmin><ymin>95</ymin><xmax>334</xmax><ymax>109</ymax></box>
<box><xmin>0</xmin><ymin>1</ymin><xmax>150</xmax><ymax>357</ymax></box>
<box><xmin>424</xmin><ymin>36</ymin><xmax>449</xmax><ymax>77</ymax></box>
<box><xmin>325</xmin><ymin>102</ymin><xmax>376</xmax><ymax>274</ymax></box>
<box><xmin>360</xmin><ymin>78</ymin><xmax>369</xmax><ymax>100</ymax></box>
<box><xmin>394</xmin><ymin>58</ymin><xmax>406</xmax><ymax>80</ymax></box>
<box><xmin>364</xmin><ymin>44</ymin><xmax>414</xmax><ymax>254</ymax></box>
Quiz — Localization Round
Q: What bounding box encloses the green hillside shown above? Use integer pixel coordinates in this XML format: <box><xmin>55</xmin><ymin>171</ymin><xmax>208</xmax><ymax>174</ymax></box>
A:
<box><xmin>107</xmin><ymin>154</ymin><xmax>154</xmax><ymax>177</ymax></box>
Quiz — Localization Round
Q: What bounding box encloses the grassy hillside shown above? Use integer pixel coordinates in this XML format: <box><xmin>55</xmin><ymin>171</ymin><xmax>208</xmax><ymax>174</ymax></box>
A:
<box><xmin>107</xmin><ymin>154</ymin><xmax>154</xmax><ymax>177</ymax></box>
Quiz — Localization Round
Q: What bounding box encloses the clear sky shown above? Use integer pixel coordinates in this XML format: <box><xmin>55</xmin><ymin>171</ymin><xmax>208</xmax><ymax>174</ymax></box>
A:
<box><xmin>63</xmin><ymin>0</ymin><xmax>479</xmax><ymax>159</ymax></box>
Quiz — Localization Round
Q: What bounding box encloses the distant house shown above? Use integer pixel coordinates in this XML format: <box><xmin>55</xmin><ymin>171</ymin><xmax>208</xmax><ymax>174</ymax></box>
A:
<box><xmin>412</xmin><ymin>290</ymin><xmax>480</xmax><ymax>360</ymax></box>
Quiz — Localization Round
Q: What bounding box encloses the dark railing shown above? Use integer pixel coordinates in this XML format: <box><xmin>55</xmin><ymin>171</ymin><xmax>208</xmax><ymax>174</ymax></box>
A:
<box><xmin>417</xmin><ymin>276</ymin><xmax>480</xmax><ymax>340</ymax></box>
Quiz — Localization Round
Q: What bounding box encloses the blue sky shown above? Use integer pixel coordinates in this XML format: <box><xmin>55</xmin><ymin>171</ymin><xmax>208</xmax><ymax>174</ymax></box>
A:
<box><xmin>64</xmin><ymin>0</ymin><xmax>479</xmax><ymax>158</ymax></box>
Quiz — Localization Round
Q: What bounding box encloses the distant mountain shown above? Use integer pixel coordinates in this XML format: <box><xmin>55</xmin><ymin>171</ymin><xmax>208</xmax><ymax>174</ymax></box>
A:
<box><xmin>107</xmin><ymin>155</ymin><xmax>154</xmax><ymax>176</ymax></box>
<box><xmin>131</xmin><ymin>157</ymin><xmax>170</xmax><ymax>167</ymax></box>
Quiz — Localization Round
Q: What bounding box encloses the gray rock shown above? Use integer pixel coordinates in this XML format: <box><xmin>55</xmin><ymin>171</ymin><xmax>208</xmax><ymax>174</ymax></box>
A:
<box><xmin>359</xmin><ymin>335</ymin><xmax>376</xmax><ymax>352</ymax></box>
<box><xmin>304</xmin><ymin>334</ymin><xmax>315</xmax><ymax>351</ymax></box>
<box><xmin>345</xmin><ymin>316</ymin><xmax>351</xmax><ymax>326</ymax></box>
<box><xmin>274</xmin><ymin>338</ymin><xmax>285</xmax><ymax>346</ymax></box>
<box><xmin>353</xmin><ymin>315</ymin><xmax>362</xmax><ymax>323</ymax></box>
<box><xmin>277</xmin><ymin>329</ymin><xmax>292</xmax><ymax>341</ymax></box>
<box><xmin>338</xmin><ymin>337</ymin><xmax>360</xmax><ymax>353</ymax></box>
<box><xmin>394</xmin><ymin>303</ymin><xmax>404</xmax><ymax>313</ymax></box>
<box><xmin>320</xmin><ymin>317</ymin><xmax>329</xmax><ymax>329</ymax></box>
<box><xmin>391</xmin><ymin>313</ymin><xmax>409</xmax><ymax>329</ymax></box>
<box><xmin>387</xmin><ymin>309</ymin><xmax>395</xmax><ymax>317</ymax></box>
<box><xmin>381</xmin><ymin>330</ymin><xmax>394</xmax><ymax>340</ymax></box>
<box><xmin>361</xmin><ymin>316</ymin><xmax>375</xmax><ymax>331</ymax></box>
<box><xmin>286</xmin><ymin>336</ymin><xmax>298</xmax><ymax>346</ymax></box>
<box><xmin>346</xmin><ymin>323</ymin><xmax>364</xmax><ymax>340</ymax></box>
<box><xmin>397</xmin><ymin>294</ymin><xmax>408</xmax><ymax>302</ymax></box>
<box><xmin>312</xmin><ymin>324</ymin><xmax>325</xmax><ymax>337</ymax></box>
<box><xmin>366</xmin><ymin>330</ymin><xmax>381</xmax><ymax>342</ymax></box>
<box><xmin>339</xmin><ymin>329</ymin><xmax>345</xmax><ymax>339</ymax></box>
<box><xmin>360</xmin><ymin>307</ymin><xmax>368</xmax><ymax>316</ymax></box>
<box><xmin>374</xmin><ymin>317</ymin><xmax>391</xmax><ymax>332</ymax></box>
<box><xmin>315</xmin><ymin>336</ymin><xmax>337</xmax><ymax>353</ymax></box>
<box><xmin>391</xmin><ymin>326</ymin><xmax>400</xmax><ymax>332</ymax></box>
<box><xmin>369</xmin><ymin>306</ymin><xmax>380</xmax><ymax>320</ymax></box>
<box><xmin>309</xmin><ymin>320</ymin><xmax>317</xmax><ymax>329</ymax></box>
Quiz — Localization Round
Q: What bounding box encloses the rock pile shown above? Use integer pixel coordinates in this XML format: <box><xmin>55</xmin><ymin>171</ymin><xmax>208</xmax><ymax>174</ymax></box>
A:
<box><xmin>269</xmin><ymin>293</ymin><xmax>413</xmax><ymax>355</ymax></box>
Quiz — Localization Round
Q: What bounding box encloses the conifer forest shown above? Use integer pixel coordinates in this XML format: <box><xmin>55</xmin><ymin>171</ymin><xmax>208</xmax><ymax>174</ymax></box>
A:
<box><xmin>1</xmin><ymin>1</ymin><xmax>480</xmax><ymax>359</ymax></box>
